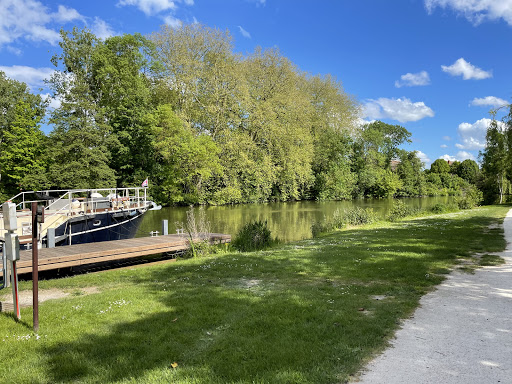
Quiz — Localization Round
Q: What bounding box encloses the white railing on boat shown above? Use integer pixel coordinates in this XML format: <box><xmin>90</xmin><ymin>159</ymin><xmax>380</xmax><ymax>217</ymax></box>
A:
<box><xmin>0</xmin><ymin>187</ymin><xmax>149</xmax><ymax>241</ymax></box>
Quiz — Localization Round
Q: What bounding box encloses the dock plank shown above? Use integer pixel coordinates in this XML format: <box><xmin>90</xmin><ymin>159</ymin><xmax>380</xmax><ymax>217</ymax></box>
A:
<box><xmin>10</xmin><ymin>233</ymin><xmax>230</xmax><ymax>275</ymax></box>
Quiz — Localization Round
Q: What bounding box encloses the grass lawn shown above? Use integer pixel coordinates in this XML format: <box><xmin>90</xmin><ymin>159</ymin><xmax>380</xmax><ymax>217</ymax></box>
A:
<box><xmin>0</xmin><ymin>205</ymin><xmax>509</xmax><ymax>383</ymax></box>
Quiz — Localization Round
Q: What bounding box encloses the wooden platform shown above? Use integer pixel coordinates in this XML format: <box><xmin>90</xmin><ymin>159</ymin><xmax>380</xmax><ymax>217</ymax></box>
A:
<box><xmin>1</xmin><ymin>233</ymin><xmax>230</xmax><ymax>276</ymax></box>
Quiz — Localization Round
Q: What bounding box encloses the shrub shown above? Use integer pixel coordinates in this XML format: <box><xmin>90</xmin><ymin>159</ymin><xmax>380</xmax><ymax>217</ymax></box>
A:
<box><xmin>344</xmin><ymin>207</ymin><xmax>377</xmax><ymax>226</ymax></box>
<box><xmin>387</xmin><ymin>200</ymin><xmax>425</xmax><ymax>221</ymax></box>
<box><xmin>455</xmin><ymin>186</ymin><xmax>483</xmax><ymax>210</ymax></box>
<box><xmin>232</xmin><ymin>220</ymin><xmax>275</xmax><ymax>252</ymax></box>
<box><xmin>387</xmin><ymin>200</ymin><xmax>417</xmax><ymax>222</ymax></box>
<box><xmin>430</xmin><ymin>203</ymin><xmax>448</xmax><ymax>214</ymax></box>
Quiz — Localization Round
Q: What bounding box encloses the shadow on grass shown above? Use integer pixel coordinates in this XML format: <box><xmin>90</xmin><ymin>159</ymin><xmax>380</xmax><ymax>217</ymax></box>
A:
<box><xmin>41</xmin><ymin>208</ymin><xmax>508</xmax><ymax>383</ymax></box>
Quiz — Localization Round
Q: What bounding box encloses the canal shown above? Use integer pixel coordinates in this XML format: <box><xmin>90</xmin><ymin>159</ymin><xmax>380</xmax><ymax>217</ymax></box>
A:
<box><xmin>137</xmin><ymin>196</ymin><xmax>454</xmax><ymax>242</ymax></box>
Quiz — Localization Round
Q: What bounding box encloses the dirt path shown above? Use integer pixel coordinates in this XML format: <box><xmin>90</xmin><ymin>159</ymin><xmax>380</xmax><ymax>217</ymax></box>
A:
<box><xmin>356</xmin><ymin>209</ymin><xmax>512</xmax><ymax>383</ymax></box>
<box><xmin>1</xmin><ymin>286</ymin><xmax>100</xmax><ymax>307</ymax></box>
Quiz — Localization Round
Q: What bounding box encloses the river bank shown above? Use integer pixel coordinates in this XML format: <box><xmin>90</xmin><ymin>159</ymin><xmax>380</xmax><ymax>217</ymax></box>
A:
<box><xmin>0</xmin><ymin>205</ymin><xmax>507</xmax><ymax>383</ymax></box>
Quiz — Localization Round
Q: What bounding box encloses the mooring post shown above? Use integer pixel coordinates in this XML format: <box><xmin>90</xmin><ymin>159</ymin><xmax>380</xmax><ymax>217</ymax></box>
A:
<box><xmin>32</xmin><ymin>202</ymin><xmax>39</xmax><ymax>332</ymax></box>
<box><xmin>47</xmin><ymin>228</ymin><xmax>55</xmax><ymax>248</ymax></box>
<box><xmin>162</xmin><ymin>220</ymin><xmax>168</xmax><ymax>236</ymax></box>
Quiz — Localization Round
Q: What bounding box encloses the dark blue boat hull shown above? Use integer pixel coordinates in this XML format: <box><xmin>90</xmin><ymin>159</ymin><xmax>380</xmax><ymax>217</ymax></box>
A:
<box><xmin>53</xmin><ymin>209</ymin><xmax>145</xmax><ymax>246</ymax></box>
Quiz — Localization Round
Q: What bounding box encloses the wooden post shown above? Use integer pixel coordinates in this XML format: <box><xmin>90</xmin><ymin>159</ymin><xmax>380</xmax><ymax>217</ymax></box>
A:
<box><xmin>31</xmin><ymin>202</ymin><xmax>39</xmax><ymax>333</ymax></box>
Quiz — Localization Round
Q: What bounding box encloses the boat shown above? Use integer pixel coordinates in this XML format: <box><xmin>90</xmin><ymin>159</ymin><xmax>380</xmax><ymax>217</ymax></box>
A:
<box><xmin>0</xmin><ymin>187</ymin><xmax>159</xmax><ymax>250</ymax></box>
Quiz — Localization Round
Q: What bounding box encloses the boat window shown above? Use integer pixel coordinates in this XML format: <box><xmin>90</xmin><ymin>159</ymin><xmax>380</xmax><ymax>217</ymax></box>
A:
<box><xmin>93</xmin><ymin>220</ymin><xmax>101</xmax><ymax>226</ymax></box>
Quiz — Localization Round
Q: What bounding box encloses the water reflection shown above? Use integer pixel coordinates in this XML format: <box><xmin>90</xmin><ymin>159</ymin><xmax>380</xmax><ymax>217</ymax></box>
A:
<box><xmin>137</xmin><ymin>197</ymin><xmax>454</xmax><ymax>242</ymax></box>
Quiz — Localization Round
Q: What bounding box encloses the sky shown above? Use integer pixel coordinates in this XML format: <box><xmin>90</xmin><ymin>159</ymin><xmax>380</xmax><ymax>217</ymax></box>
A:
<box><xmin>1</xmin><ymin>0</ymin><xmax>512</xmax><ymax>168</ymax></box>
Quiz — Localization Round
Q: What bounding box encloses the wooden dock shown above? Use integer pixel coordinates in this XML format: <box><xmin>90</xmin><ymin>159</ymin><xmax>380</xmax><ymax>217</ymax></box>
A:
<box><xmin>2</xmin><ymin>233</ymin><xmax>230</xmax><ymax>276</ymax></box>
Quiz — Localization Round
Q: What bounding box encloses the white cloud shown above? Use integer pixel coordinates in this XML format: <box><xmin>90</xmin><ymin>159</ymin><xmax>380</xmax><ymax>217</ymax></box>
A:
<box><xmin>0</xmin><ymin>0</ymin><xmax>86</xmax><ymax>47</ymax></box>
<box><xmin>363</xmin><ymin>97</ymin><xmax>434</xmax><ymax>123</ymax></box>
<box><xmin>440</xmin><ymin>154</ymin><xmax>457</xmax><ymax>162</ymax></box>
<box><xmin>117</xmin><ymin>0</ymin><xmax>177</xmax><ymax>15</ymax></box>
<box><xmin>455</xmin><ymin>118</ymin><xmax>506</xmax><ymax>150</ymax></box>
<box><xmin>442</xmin><ymin>135</ymin><xmax>451</xmax><ymax>141</ymax></box>
<box><xmin>471</xmin><ymin>96</ymin><xmax>508</xmax><ymax>108</ymax></box>
<box><xmin>163</xmin><ymin>14</ymin><xmax>182</xmax><ymax>28</ymax></box>
<box><xmin>440</xmin><ymin>151</ymin><xmax>476</xmax><ymax>162</ymax></box>
<box><xmin>425</xmin><ymin>0</ymin><xmax>512</xmax><ymax>26</ymax></box>
<box><xmin>117</xmin><ymin>0</ymin><xmax>194</xmax><ymax>17</ymax></box>
<box><xmin>53</xmin><ymin>5</ymin><xmax>84</xmax><ymax>23</ymax></box>
<box><xmin>440</xmin><ymin>144</ymin><xmax>448</xmax><ymax>148</ymax></box>
<box><xmin>457</xmin><ymin>151</ymin><xmax>476</xmax><ymax>161</ymax></box>
<box><xmin>395</xmin><ymin>71</ymin><xmax>430</xmax><ymax>88</ymax></box>
<box><xmin>91</xmin><ymin>17</ymin><xmax>115</xmax><ymax>39</ymax></box>
<box><xmin>238</xmin><ymin>25</ymin><xmax>251</xmax><ymax>38</ymax></box>
<box><xmin>0</xmin><ymin>65</ymin><xmax>54</xmax><ymax>90</ymax></box>
<box><xmin>441</xmin><ymin>58</ymin><xmax>492</xmax><ymax>80</ymax></box>
<box><xmin>416</xmin><ymin>150</ymin><xmax>431</xmax><ymax>167</ymax></box>
<box><xmin>41</xmin><ymin>93</ymin><xmax>61</xmax><ymax>109</ymax></box>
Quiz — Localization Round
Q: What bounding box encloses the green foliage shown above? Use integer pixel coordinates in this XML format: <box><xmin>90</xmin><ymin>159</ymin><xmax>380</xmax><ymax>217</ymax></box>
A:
<box><xmin>456</xmin><ymin>159</ymin><xmax>480</xmax><ymax>184</ymax></box>
<box><xmin>0</xmin><ymin>25</ymin><xmax>486</xmax><ymax>206</ymax></box>
<box><xmin>455</xmin><ymin>185</ymin><xmax>483</xmax><ymax>210</ymax></box>
<box><xmin>430</xmin><ymin>159</ymin><xmax>451</xmax><ymax>174</ymax></box>
<box><xmin>152</xmin><ymin>105</ymin><xmax>222</xmax><ymax>205</ymax></box>
<box><xmin>343</xmin><ymin>207</ymin><xmax>377</xmax><ymax>226</ymax></box>
<box><xmin>0</xmin><ymin>72</ymin><xmax>47</xmax><ymax>196</ymax></box>
<box><xmin>231</xmin><ymin>220</ymin><xmax>275</xmax><ymax>251</ymax></box>
<box><xmin>430</xmin><ymin>203</ymin><xmax>453</xmax><ymax>214</ymax></box>
<box><xmin>480</xmin><ymin>111</ymin><xmax>510</xmax><ymax>204</ymax></box>
<box><xmin>387</xmin><ymin>200</ymin><xmax>413</xmax><ymax>221</ymax></box>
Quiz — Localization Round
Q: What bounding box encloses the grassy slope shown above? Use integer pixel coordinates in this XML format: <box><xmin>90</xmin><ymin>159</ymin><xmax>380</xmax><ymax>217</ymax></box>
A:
<box><xmin>0</xmin><ymin>205</ymin><xmax>508</xmax><ymax>383</ymax></box>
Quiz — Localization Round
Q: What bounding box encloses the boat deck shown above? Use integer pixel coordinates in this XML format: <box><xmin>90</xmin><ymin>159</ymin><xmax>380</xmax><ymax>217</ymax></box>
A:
<box><xmin>1</xmin><ymin>233</ymin><xmax>230</xmax><ymax>276</ymax></box>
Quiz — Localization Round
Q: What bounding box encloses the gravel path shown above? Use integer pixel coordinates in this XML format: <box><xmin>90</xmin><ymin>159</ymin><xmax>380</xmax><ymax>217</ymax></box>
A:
<box><xmin>357</xmin><ymin>209</ymin><xmax>512</xmax><ymax>384</ymax></box>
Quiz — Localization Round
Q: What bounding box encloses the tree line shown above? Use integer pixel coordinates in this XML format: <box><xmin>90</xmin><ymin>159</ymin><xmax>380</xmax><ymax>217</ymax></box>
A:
<box><xmin>0</xmin><ymin>25</ymin><xmax>482</xmax><ymax>205</ymax></box>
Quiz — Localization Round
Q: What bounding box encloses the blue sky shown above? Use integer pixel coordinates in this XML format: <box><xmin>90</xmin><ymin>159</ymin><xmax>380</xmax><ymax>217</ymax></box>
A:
<box><xmin>1</xmin><ymin>0</ymin><xmax>512</xmax><ymax>168</ymax></box>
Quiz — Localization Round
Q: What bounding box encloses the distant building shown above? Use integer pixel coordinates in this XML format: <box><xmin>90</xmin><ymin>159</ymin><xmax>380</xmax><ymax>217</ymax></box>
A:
<box><xmin>390</xmin><ymin>159</ymin><xmax>401</xmax><ymax>172</ymax></box>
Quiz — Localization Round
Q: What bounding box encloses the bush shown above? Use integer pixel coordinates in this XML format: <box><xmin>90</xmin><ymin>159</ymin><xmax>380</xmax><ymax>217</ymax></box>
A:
<box><xmin>387</xmin><ymin>200</ymin><xmax>426</xmax><ymax>221</ymax></box>
<box><xmin>232</xmin><ymin>220</ymin><xmax>275</xmax><ymax>252</ymax></box>
<box><xmin>387</xmin><ymin>200</ymin><xmax>409</xmax><ymax>221</ymax></box>
<box><xmin>455</xmin><ymin>186</ymin><xmax>483</xmax><ymax>210</ymax></box>
<box><xmin>430</xmin><ymin>203</ymin><xmax>448</xmax><ymax>214</ymax></box>
<box><xmin>343</xmin><ymin>207</ymin><xmax>377</xmax><ymax>226</ymax></box>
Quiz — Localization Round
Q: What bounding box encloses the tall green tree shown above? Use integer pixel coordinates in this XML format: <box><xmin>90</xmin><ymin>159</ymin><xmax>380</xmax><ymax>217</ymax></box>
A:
<box><xmin>352</xmin><ymin>121</ymin><xmax>410</xmax><ymax>197</ymax></box>
<box><xmin>152</xmin><ymin>105</ymin><xmax>221</xmax><ymax>204</ymax></box>
<box><xmin>455</xmin><ymin>159</ymin><xmax>480</xmax><ymax>184</ymax></box>
<box><xmin>93</xmin><ymin>33</ymin><xmax>161</xmax><ymax>185</ymax></box>
<box><xmin>480</xmin><ymin>116</ymin><xmax>507</xmax><ymax>203</ymax></box>
<box><xmin>242</xmin><ymin>48</ymin><xmax>314</xmax><ymax>201</ymax></box>
<box><xmin>396</xmin><ymin>150</ymin><xmax>425</xmax><ymax>196</ymax></box>
<box><xmin>0</xmin><ymin>72</ymin><xmax>47</xmax><ymax>198</ymax></box>
<box><xmin>306</xmin><ymin>74</ymin><xmax>359</xmax><ymax>200</ymax></box>
<box><xmin>430</xmin><ymin>159</ymin><xmax>450</xmax><ymax>174</ymax></box>
<box><xmin>34</xmin><ymin>27</ymin><xmax>116</xmax><ymax>189</ymax></box>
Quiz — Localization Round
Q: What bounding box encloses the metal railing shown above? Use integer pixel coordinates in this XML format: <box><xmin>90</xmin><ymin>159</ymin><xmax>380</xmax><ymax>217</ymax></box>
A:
<box><xmin>0</xmin><ymin>187</ymin><xmax>149</xmax><ymax>240</ymax></box>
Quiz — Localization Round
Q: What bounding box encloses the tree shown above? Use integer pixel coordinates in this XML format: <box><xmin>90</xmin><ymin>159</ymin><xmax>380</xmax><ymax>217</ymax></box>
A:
<box><xmin>480</xmin><ymin>116</ymin><xmax>507</xmax><ymax>203</ymax></box>
<box><xmin>306</xmin><ymin>74</ymin><xmax>359</xmax><ymax>200</ymax></box>
<box><xmin>352</xmin><ymin>121</ymin><xmax>410</xmax><ymax>198</ymax></box>
<box><xmin>152</xmin><ymin>105</ymin><xmax>221</xmax><ymax>204</ymax></box>
<box><xmin>396</xmin><ymin>150</ymin><xmax>425</xmax><ymax>196</ymax></box>
<box><xmin>92</xmin><ymin>33</ymin><xmax>160</xmax><ymax>186</ymax></box>
<box><xmin>430</xmin><ymin>159</ymin><xmax>450</xmax><ymax>174</ymax></box>
<box><xmin>456</xmin><ymin>159</ymin><xmax>480</xmax><ymax>184</ymax></box>
<box><xmin>39</xmin><ymin>28</ymin><xmax>116</xmax><ymax>189</ymax></box>
<box><xmin>0</xmin><ymin>71</ymin><xmax>47</xmax><ymax>198</ymax></box>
